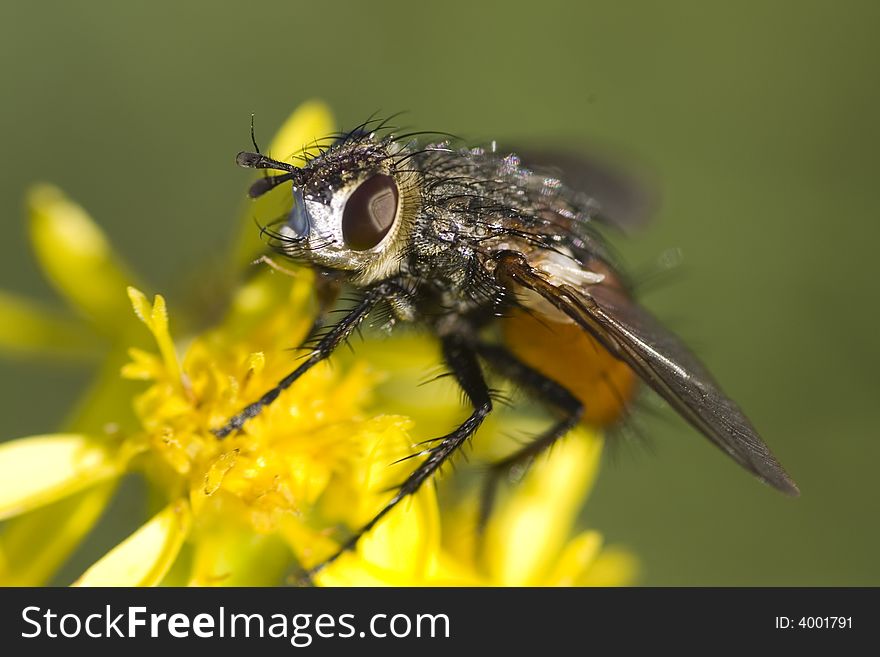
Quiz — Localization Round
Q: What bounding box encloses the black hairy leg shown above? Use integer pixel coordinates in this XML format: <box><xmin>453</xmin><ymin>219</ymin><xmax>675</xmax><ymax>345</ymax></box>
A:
<box><xmin>474</xmin><ymin>343</ymin><xmax>584</xmax><ymax>533</ymax></box>
<box><xmin>307</xmin><ymin>333</ymin><xmax>493</xmax><ymax>578</ymax></box>
<box><xmin>212</xmin><ymin>282</ymin><xmax>391</xmax><ymax>438</ymax></box>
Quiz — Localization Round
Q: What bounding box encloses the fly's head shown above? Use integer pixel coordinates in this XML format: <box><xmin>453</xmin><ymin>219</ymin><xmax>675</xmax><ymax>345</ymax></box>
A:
<box><xmin>237</xmin><ymin>131</ymin><xmax>422</xmax><ymax>285</ymax></box>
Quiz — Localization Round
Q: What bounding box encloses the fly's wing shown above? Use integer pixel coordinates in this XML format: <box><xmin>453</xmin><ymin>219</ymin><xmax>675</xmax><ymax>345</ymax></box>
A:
<box><xmin>517</xmin><ymin>149</ymin><xmax>658</xmax><ymax>234</ymax></box>
<box><xmin>497</xmin><ymin>252</ymin><xmax>799</xmax><ymax>496</ymax></box>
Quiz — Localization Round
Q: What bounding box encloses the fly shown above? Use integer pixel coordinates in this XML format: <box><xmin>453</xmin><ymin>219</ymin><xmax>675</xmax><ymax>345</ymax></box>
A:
<box><xmin>215</xmin><ymin>117</ymin><xmax>799</xmax><ymax>575</ymax></box>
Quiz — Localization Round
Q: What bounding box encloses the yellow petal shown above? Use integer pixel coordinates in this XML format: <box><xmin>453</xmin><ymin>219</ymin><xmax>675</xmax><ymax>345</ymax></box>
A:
<box><xmin>317</xmin><ymin>486</ymin><xmax>441</xmax><ymax>586</ymax></box>
<box><xmin>0</xmin><ymin>434</ymin><xmax>119</xmax><ymax>520</ymax></box>
<box><xmin>220</xmin><ymin>266</ymin><xmax>316</xmax><ymax>343</ymax></box>
<box><xmin>361</xmin><ymin>333</ymin><xmax>464</xmax><ymax>425</ymax></box>
<box><xmin>233</xmin><ymin>100</ymin><xmax>336</xmax><ymax>268</ymax></box>
<box><xmin>359</xmin><ymin>486</ymin><xmax>440</xmax><ymax>577</ymax></box>
<box><xmin>0</xmin><ymin>481</ymin><xmax>116</xmax><ymax>586</ymax></box>
<box><xmin>27</xmin><ymin>184</ymin><xmax>140</xmax><ymax>334</ymax></box>
<box><xmin>544</xmin><ymin>530</ymin><xmax>604</xmax><ymax>586</ymax></box>
<box><xmin>63</xmin><ymin>346</ymin><xmax>143</xmax><ymax>433</ymax></box>
<box><xmin>485</xmin><ymin>426</ymin><xmax>603</xmax><ymax>586</ymax></box>
<box><xmin>270</xmin><ymin>100</ymin><xmax>336</xmax><ymax>162</ymax></box>
<box><xmin>278</xmin><ymin>517</ymin><xmax>344</xmax><ymax>572</ymax></box>
<box><xmin>430</xmin><ymin>552</ymin><xmax>488</xmax><ymax>586</ymax></box>
<box><xmin>73</xmin><ymin>500</ymin><xmax>191</xmax><ymax>587</ymax></box>
<box><xmin>127</xmin><ymin>287</ymin><xmax>182</xmax><ymax>387</ymax></box>
<box><xmin>188</xmin><ymin>520</ymin><xmax>291</xmax><ymax>587</ymax></box>
<box><xmin>0</xmin><ymin>291</ymin><xmax>100</xmax><ymax>360</ymax></box>
<box><xmin>313</xmin><ymin>552</ymin><xmax>411</xmax><ymax>587</ymax></box>
<box><xmin>346</xmin><ymin>332</ymin><xmax>505</xmax><ymax>455</ymax></box>
<box><xmin>577</xmin><ymin>546</ymin><xmax>640</xmax><ymax>587</ymax></box>
<box><xmin>120</xmin><ymin>347</ymin><xmax>164</xmax><ymax>380</ymax></box>
<box><xmin>317</xmin><ymin>414</ymin><xmax>417</xmax><ymax>527</ymax></box>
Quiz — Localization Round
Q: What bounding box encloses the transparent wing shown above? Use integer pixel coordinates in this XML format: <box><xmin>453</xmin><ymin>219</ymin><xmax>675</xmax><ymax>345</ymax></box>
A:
<box><xmin>498</xmin><ymin>253</ymin><xmax>799</xmax><ymax>495</ymax></box>
<box><xmin>517</xmin><ymin>148</ymin><xmax>658</xmax><ymax>234</ymax></box>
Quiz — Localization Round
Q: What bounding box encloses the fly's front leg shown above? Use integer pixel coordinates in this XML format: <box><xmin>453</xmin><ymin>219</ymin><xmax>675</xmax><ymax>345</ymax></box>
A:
<box><xmin>212</xmin><ymin>282</ymin><xmax>391</xmax><ymax>438</ymax></box>
<box><xmin>308</xmin><ymin>333</ymin><xmax>493</xmax><ymax>577</ymax></box>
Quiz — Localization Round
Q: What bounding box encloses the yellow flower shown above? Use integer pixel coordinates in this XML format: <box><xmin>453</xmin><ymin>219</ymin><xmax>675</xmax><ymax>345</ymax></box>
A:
<box><xmin>0</xmin><ymin>100</ymin><xmax>637</xmax><ymax>587</ymax></box>
<box><xmin>83</xmin><ymin>276</ymin><xmax>423</xmax><ymax>586</ymax></box>
<box><xmin>320</xmin><ymin>422</ymin><xmax>637</xmax><ymax>586</ymax></box>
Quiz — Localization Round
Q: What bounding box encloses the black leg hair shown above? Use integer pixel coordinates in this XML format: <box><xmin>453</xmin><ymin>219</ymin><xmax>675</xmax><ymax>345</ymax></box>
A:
<box><xmin>212</xmin><ymin>283</ymin><xmax>391</xmax><ymax>438</ymax></box>
<box><xmin>307</xmin><ymin>334</ymin><xmax>493</xmax><ymax>578</ymax></box>
<box><xmin>474</xmin><ymin>343</ymin><xmax>584</xmax><ymax>533</ymax></box>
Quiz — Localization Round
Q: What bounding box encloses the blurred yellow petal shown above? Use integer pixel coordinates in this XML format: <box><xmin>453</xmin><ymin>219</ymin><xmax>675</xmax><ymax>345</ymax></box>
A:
<box><xmin>577</xmin><ymin>547</ymin><xmax>640</xmax><ymax>587</ymax></box>
<box><xmin>233</xmin><ymin>100</ymin><xmax>336</xmax><ymax>268</ymax></box>
<box><xmin>0</xmin><ymin>291</ymin><xmax>100</xmax><ymax>360</ymax></box>
<box><xmin>485</xmin><ymin>427</ymin><xmax>602</xmax><ymax>586</ymax></box>
<box><xmin>219</xmin><ymin>267</ymin><xmax>316</xmax><ymax>348</ymax></box>
<box><xmin>358</xmin><ymin>334</ymin><xmax>463</xmax><ymax>426</ymax></box>
<box><xmin>316</xmin><ymin>414</ymin><xmax>420</xmax><ymax>530</ymax></box>
<box><xmin>120</xmin><ymin>347</ymin><xmax>163</xmax><ymax>380</ymax></box>
<box><xmin>359</xmin><ymin>487</ymin><xmax>440</xmax><ymax>576</ymax></box>
<box><xmin>270</xmin><ymin>100</ymin><xmax>336</xmax><ymax>162</ymax></box>
<box><xmin>0</xmin><ymin>434</ymin><xmax>120</xmax><ymax>520</ymax></box>
<box><xmin>63</xmin><ymin>346</ymin><xmax>143</xmax><ymax>433</ymax></box>
<box><xmin>188</xmin><ymin>520</ymin><xmax>291</xmax><ymax>587</ymax></box>
<box><xmin>317</xmin><ymin>487</ymin><xmax>440</xmax><ymax>586</ymax></box>
<box><xmin>73</xmin><ymin>500</ymin><xmax>191</xmax><ymax>587</ymax></box>
<box><xmin>348</xmin><ymin>333</ymin><xmax>504</xmax><ymax>455</ymax></box>
<box><xmin>314</xmin><ymin>552</ymin><xmax>411</xmax><ymax>587</ymax></box>
<box><xmin>278</xmin><ymin>518</ymin><xmax>343</xmax><ymax>572</ymax></box>
<box><xmin>544</xmin><ymin>530</ymin><xmax>603</xmax><ymax>586</ymax></box>
<box><xmin>27</xmin><ymin>184</ymin><xmax>140</xmax><ymax>334</ymax></box>
<box><xmin>0</xmin><ymin>481</ymin><xmax>116</xmax><ymax>586</ymax></box>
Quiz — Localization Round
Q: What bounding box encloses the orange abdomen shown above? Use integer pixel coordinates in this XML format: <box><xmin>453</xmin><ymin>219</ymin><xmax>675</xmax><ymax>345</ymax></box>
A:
<box><xmin>502</xmin><ymin>309</ymin><xmax>638</xmax><ymax>427</ymax></box>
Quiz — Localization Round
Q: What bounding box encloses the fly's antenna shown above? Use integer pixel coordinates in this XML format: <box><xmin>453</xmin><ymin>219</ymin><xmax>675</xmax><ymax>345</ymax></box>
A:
<box><xmin>236</xmin><ymin>113</ymin><xmax>304</xmax><ymax>197</ymax></box>
<box><xmin>236</xmin><ymin>152</ymin><xmax>302</xmax><ymax>197</ymax></box>
<box><xmin>235</xmin><ymin>151</ymin><xmax>300</xmax><ymax>173</ymax></box>
<box><xmin>244</xmin><ymin>171</ymin><xmax>298</xmax><ymax>198</ymax></box>
<box><xmin>250</xmin><ymin>113</ymin><xmax>262</xmax><ymax>154</ymax></box>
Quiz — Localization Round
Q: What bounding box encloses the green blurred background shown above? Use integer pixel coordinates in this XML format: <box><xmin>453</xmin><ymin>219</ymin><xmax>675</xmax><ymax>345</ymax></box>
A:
<box><xmin>1</xmin><ymin>0</ymin><xmax>878</xmax><ymax>585</ymax></box>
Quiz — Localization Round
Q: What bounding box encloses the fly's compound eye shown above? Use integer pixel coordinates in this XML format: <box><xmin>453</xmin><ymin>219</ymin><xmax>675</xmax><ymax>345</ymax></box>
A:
<box><xmin>341</xmin><ymin>174</ymin><xmax>399</xmax><ymax>250</ymax></box>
